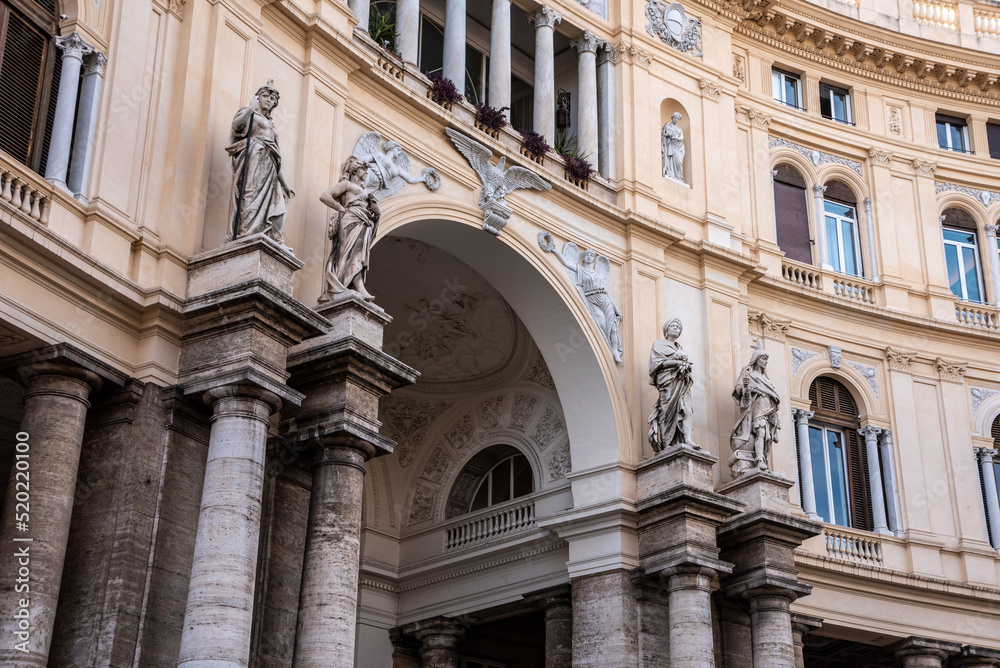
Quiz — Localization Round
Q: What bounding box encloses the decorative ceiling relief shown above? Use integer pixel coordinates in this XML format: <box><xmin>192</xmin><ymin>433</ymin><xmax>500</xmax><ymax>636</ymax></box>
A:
<box><xmin>547</xmin><ymin>442</ymin><xmax>572</xmax><ymax>480</ymax></box>
<box><xmin>531</xmin><ymin>407</ymin><xmax>567</xmax><ymax>450</ymax></box>
<box><xmin>380</xmin><ymin>396</ymin><xmax>454</xmax><ymax>468</ymax></box>
<box><xmin>445</xmin><ymin>413</ymin><xmax>476</xmax><ymax>450</ymax></box>
<box><xmin>478</xmin><ymin>396</ymin><xmax>506</xmax><ymax>430</ymax></box>
<box><xmin>409</xmin><ymin>485</ymin><xmax>437</xmax><ymax>524</ymax></box>
<box><xmin>510</xmin><ymin>394</ymin><xmax>540</xmax><ymax>430</ymax></box>
<box><xmin>420</xmin><ymin>446</ymin><xmax>453</xmax><ymax>483</ymax></box>
<box><xmin>645</xmin><ymin>0</ymin><xmax>704</xmax><ymax>57</ymax></box>
<box><xmin>526</xmin><ymin>352</ymin><xmax>557</xmax><ymax>390</ymax></box>
<box><xmin>769</xmin><ymin>136</ymin><xmax>863</xmax><ymax>175</ymax></box>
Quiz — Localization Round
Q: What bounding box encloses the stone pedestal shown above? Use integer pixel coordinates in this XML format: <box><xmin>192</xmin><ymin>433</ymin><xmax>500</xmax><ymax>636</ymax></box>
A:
<box><xmin>405</xmin><ymin>617</ymin><xmax>467</xmax><ymax>668</ymax></box>
<box><xmin>177</xmin><ymin>236</ymin><xmax>327</xmax><ymax>667</ymax></box>
<box><xmin>636</xmin><ymin>445</ymin><xmax>744</xmax><ymax>668</ymax></box>
<box><xmin>888</xmin><ymin>637</ymin><xmax>962</xmax><ymax>667</ymax></box>
<box><xmin>0</xmin><ymin>344</ymin><xmax>123</xmax><ymax>668</ymax></box>
<box><xmin>717</xmin><ymin>471</ymin><xmax>822</xmax><ymax>668</ymax></box>
<box><xmin>525</xmin><ymin>584</ymin><xmax>573</xmax><ymax>668</ymax></box>
<box><xmin>790</xmin><ymin>613</ymin><xmax>823</xmax><ymax>668</ymax></box>
<box><xmin>953</xmin><ymin>645</ymin><xmax>1000</xmax><ymax>667</ymax></box>
<box><xmin>285</xmin><ymin>295</ymin><xmax>417</xmax><ymax>668</ymax></box>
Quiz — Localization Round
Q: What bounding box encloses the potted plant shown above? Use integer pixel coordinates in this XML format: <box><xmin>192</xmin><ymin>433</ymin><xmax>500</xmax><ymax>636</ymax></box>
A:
<box><xmin>425</xmin><ymin>71</ymin><xmax>464</xmax><ymax>110</ymax></box>
<box><xmin>518</xmin><ymin>129</ymin><xmax>550</xmax><ymax>165</ymax></box>
<box><xmin>554</xmin><ymin>130</ymin><xmax>593</xmax><ymax>187</ymax></box>
<box><xmin>368</xmin><ymin>1</ymin><xmax>397</xmax><ymax>54</ymax></box>
<box><xmin>473</xmin><ymin>103</ymin><xmax>509</xmax><ymax>139</ymax></box>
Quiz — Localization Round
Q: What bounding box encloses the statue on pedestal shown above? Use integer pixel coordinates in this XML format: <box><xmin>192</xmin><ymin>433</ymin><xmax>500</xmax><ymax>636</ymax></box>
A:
<box><xmin>661</xmin><ymin>112</ymin><xmax>685</xmax><ymax>182</ymax></box>
<box><xmin>227</xmin><ymin>79</ymin><xmax>295</xmax><ymax>247</ymax></box>
<box><xmin>319</xmin><ymin>157</ymin><xmax>380</xmax><ymax>302</ymax></box>
<box><xmin>647</xmin><ymin>318</ymin><xmax>696</xmax><ymax>451</ymax></box>
<box><xmin>729</xmin><ymin>345</ymin><xmax>781</xmax><ymax>476</ymax></box>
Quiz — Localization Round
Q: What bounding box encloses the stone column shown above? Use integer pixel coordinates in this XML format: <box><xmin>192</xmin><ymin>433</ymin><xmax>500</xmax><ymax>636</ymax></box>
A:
<box><xmin>664</xmin><ymin>565</ymin><xmax>718</xmax><ymax>668</ymax></box>
<box><xmin>571</xmin><ymin>570</ymin><xmax>639</xmax><ymax>667</ymax></box>
<box><xmin>396</xmin><ymin>0</ymin><xmax>421</xmax><ymax>63</ymax></box>
<box><xmin>44</xmin><ymin>32</ymin><xmax>94</xmax><ymax>189</ymax></box>
<box><xmin>879</xmin><ymin>429</ymin><xmax>903</xmax><ymax>533</ymax></box>
<box><xmin>984</xmin><ymin>225</ymin><xmax>1000</xmax><ymax>306</ymax></box>
<box><xmin>859</xmin><ymin>425</ymin><xmax>889</xmax><ymax>533</ymax></box>
<box><xmin>790</xmin><ymin>613</ymin><xmax>823</xmax><ymax>668</ymax></box>
<box><xmin>792</xmin><ymin>408</ymin><xmax>820</xmax><ymax>520</ymax></box>
<box><xmin>812</xmin><ymin>184</ymin><xmax>832</xmax><ymax>269</ymax></box>
<box><xmin>977</xmin><ymin>447</ymin><xmax>1000</xmax><ymax>549</ymax></box>
<box><xmin>529</xmin><ymin>6</ymin><xmax>561</xmax><ymax>143</ymax></box>
<box><xmin>747</xmin><ymin>591</ymin><xmax>797</xmax><ymax>668</ymax></box>
<box><xmin>443</xmin><ymin>0</ymin><xmax>467</xmax><ymax>90</ymax></box>
<box><xmin>631</xmin><ymin>572</ymin><xmax>670</xmax><ymax>668</ymax></box>
<box><xmin>349</xmin><ymin>0</ymin><xmax>371</xmax><ymax>31</ymax></box>
<box><xmin>573</xmin><ymin>31</ymin><xmax>601</xmax><ymax>165</ymax></box>
<box><xmin>66</xmin><ymin>51</ymin><xmax>107</xmax><ymax>199</ymax></box>
<box><xmin>406</xmin><ymin>617</ymin><xmax>467</xmax><ymax>668</ymax></box>
<box><xmin>286</xmin><ymin>296</ymin><xmax>416</xmax><ymax>667</ymax></box>
<box><xmin>0</xmin><ymin>360</ymin><xmax>103</xmax><ymax>667</ymax></box>
<box><xmin>889</xmin><ymin>637</ymin><xmax>962</xmax><ymax>667</ymax></box>
<box><xmin>953</xmin><ymin>644</ymin><xmax>1000</xmax><ymax>667</ymax></box>
<box><xmin>525</xmin><ymin>585</ymin><xmax>573</xmax><ymax>668</ymax></box>
<box><xmin>863</xmin><ymin>198</ymin><xmax>880</xmax><ymax>281</ymax></box>
<box><xmin>389</xmin><ymin>628</ymin><xmax>422</xmax><ymax>668</ymax></box>
<box><xmin>596</xmin><ymin>43</ymin><xmax>616</xmax><ymax>180</ymax></box>
<box><xmin>177</xmin><ymin>385</ymin><xmax>282</xmax><ymax>667</ymax></box>
<box><xmin>489</xmin><ymin>0</ymin><xmax>511</xmax><ymax>109</ymax></box>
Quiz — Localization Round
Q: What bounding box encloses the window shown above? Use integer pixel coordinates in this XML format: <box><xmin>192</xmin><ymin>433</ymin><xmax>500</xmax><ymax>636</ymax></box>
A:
<box><xmin>772</xmin><ymin>69</ymin><xmax>803</xmax><ymax>110</ymax></box>
<box><xmin>419</xmin><ymin>14</ymin><xmax>489</xmax><ymax>103</ymax></box>
<box><xmin>937</xmin><ymin>114</ymin><xmax>971</xmax><ymax>153</ymax></box>
<box><xmin>988</xmin><ymin>123</ymin><xmax>1000</xmax><ymax>160</ymax></box>
<box><xmin>808</xmin><ymin>423</ymin><xmax>851</xmax><ymax>526</ymax></box>
<box><xmin>943</xmin><ymin>227</ymin><xmax>984</xmax><ymax>302</ymax></box>
<box><xmin>469</xmin><ymin>454</ymin><xmax>533</xmax><ymax>512</ymax></box>
<box><xmin>773</xmin><ymin>165</ymin><xmax>812</xmax><ymax>264</ymax></box>
<box><xmin>824</xmin><ymin>199</ymin><xmax>862</xmax><ymax>276</ymax></box>
<box><xmin>819</xmin><ymin>83</ymin><xmax>852</xmax><ymax>125</ymax></box>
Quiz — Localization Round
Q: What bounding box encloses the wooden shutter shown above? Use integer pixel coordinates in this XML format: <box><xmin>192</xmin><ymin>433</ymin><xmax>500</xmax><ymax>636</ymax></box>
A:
<box><xmin>847</xmin><ymin>428</ymin><xmax>873</xmax><ymax>531</ymax></box>
<box><xmin>987</xmin><ymin>124</ymin><xmax>1000</xmax><ymax>160</ymax></box>
<box><xmin>978</xmin><ymin>453</ymin><xmax>993</xmax><ymax>546</ymax></box>
<box><xmin>0</xmin><ymin>5</ymin><xmax>49</xmax><ymax>164</ymax></box>
<box><xmin>993</xmin><ymin>415</ymin><xmax>1000</xmax><ymax>446</ymax></box>
<box><xmin>774</xmin><ymin>180</ymin><xmax>812</xmax><ymax>264</ymax></box>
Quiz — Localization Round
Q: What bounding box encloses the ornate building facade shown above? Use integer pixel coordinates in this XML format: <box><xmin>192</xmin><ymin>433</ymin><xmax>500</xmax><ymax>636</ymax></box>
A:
<box><xmin>0</xmin><ymin>0</ymin><xmax>999</xmax><ymax>666</ymax></box>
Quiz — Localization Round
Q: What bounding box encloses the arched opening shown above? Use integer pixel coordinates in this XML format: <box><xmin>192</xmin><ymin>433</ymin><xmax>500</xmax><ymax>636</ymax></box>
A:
<box><xmin>447</xmin><ymin>444</ymin><xmax>535</xmax><ymax>517</ymax></box>
<box><xmin>773</xmin><ymin>163</ymin><xmax>811</xmax><ymax>265</ymax></box>
<box><xmin>822</xmin><ymin>179</ymin><xmax>863</xmax><ymax>277</ymax></box>
<box><xmin>941</xmin><ymin>206</ymin><xmax>984</xmax><ymax>302</ymax></box>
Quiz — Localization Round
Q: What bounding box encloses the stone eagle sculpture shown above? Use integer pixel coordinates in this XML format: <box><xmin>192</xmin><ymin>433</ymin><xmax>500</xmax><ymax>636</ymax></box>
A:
<box><xmin>445</xmin><ymin>128</ymin><xmax>551</xmax><ymax>235</ymax></box>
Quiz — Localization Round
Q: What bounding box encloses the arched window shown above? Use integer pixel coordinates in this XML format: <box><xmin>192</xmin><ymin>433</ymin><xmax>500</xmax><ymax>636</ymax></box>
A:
<box><xmin>469</xmin><ymin>454</ymin><xmax>533</xmax><ymax>512</ymax></box>
<box><xmin>773</xmin><ymin>164</ymin><xmax>811</xmax><ymax>265</ymax></box>
<box><xmin>802</xmin><ymin>377</ymin><xmax>872</xmax><ymax>530</ymax></box>
<box><xmin>823</xmin><ymin>180</ymin><xmax>862</xmax><ymax>277</ymax></box>
<box><xmin>941</xmin><ymin>207</ymin><xmax>984</xmax><ymax>302</ymax></box>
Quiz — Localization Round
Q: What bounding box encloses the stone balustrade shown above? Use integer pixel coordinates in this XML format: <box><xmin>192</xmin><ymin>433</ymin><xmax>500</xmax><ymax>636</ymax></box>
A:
<box><xmin>912</xmin><ymin>0</ymin><xmax>959</xmax><ymax>30</ymax></box>
<box><xmin>823</xmin><ymin>527</ymin><xmax>883</xmax><ymax>565</ymax></box>
<box><xmin>782</xmin><ymin>261</ymin><xmax>823</xmax><ymax>290</ymax></box>
<box><xmin>832</xmin><ymin>277</ymin><xmax>877</xmax><ymax>304</ymax></box>
<box><xmin>444</xmin><ymin>499</ymin><xmax>536</xmax><ymax>550</ymax></box>
<box><xmin>0</xmin><ymin>159</ymin><xmax>52</xmax><ymax>225</ymax></box>
<box><xmin>976</xmin><ymin>8</ymin><xmax>1000</xmax><ymax>37</ymax></box>
<box><xmin>955</xmin><ymin>301</ymin><xmax>1000</xmax><ymax>330</ymax></box>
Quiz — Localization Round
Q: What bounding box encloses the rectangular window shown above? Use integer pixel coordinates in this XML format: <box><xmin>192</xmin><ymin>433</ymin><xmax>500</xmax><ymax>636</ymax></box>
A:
<box><xmin>824</xmin><ymin>200</ymin><xmax>862</xmax><ymax>276</ymax></box>
<box><xmin>419</xmin><ymin>15</ymin><xmax>444</xmax><ymax>75</ymax></box>
<box><xmin>772</xmin><ymin>69</ymin><xmax>803</xmax><ymax>110</ymax></box>
<box><xmin>943</xmin><ymin>227</ymin><xmax>984</xmax><ymax>302</ymax></box>
<box><xmin>809</xmin><ymin>424</ymin><xmax>852</xmax><ymax>527</ymax></box>
<box><xmin>819</xmin><ymin>83</ymin><xmax>852</xmax><ymax>125</ymax></box>
<box><xmin>936</xmin><ymin>114</ymin><xmax>970</xmax><ymax>153</ymax></box>
<box><xmin>987</xmin><ymin>122</ymin><xmax>1000</xmax><ymax>160</ymax></box>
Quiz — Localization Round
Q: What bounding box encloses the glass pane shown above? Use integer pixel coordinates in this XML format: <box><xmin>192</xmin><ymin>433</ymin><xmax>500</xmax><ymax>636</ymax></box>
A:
<box><xmin>826</xmin><ymin>217</ymin><xmax>841</xmax><ymax>272</ymax></box>
<box><xmin>944</xmin><ymin>228</ymin><xmax>975</xmax><ymax>245</ymax></box>
<box><xmin>785</xmin><ymin>78</ymin><xmax>798</xmax><ymax>106</ymax></box>
<box><xmin>419</xmin><ymin>17</ymin><xmax>444</xmax><ymax>74</ymax></box>
<box><xmin>950</xmin><ymin>124</ymin><xmax>965</xmax><ymax>151</ymax></box>
<box><xmin>962</xmin><ymin>246</ymin><xmax>981</xmax><ymax>302</ymax></box>
<box><xmin>465</xmin><ymin>45</ymin><xmax>482</xmax><ymax>103</ymax></box>
<box><xmin>842</xmin><ymin>219</ymin><xmax>859</xmax><ymax>276</ymax></box>
<box><xmin>809</xmin><ymin>427</ymin><xmax>832</xmax><ymax>523</ymax></box>
<box><xmin>824</xmin><ymin>201</ymin><xmax>852</xmax><ymax>218</ymax></box>
<box><xmin>772</xmin><ymin>71</ymin><xmax>781</xmax><ymax>102</ymax></box>
<box><xmin>826</xmin><ymin>431</ymin><xmax>850</xmax><ymax>527</ymax></box>
<box><xmin>492</xmin><ymin>459</ymin><xmax>511</xmax><ymax>504</ymax></box>
<box><xmin>470</xmin><ymin>479</ymin><xmax>489</xmax><ymax>512</ymax></box>
<box><xmin>833</xmin><ymin>92</ymin><xmax>848</xmax><ymax>122</ymax></box>
<box><xmin>937</xmin><ymin>122</ymin><xmax>949</xmax><ymax>149</ymax></box>
<box><xmin>944</xmin><ymin>243</ymin><xmax>963</xmax><ymax>298</ymax></box>
<box><xmin>512</xmin><ymin>454</ymin><xmax>533</xmax><ymax>498</ymax></box>
<box><xmin>994</xmin><ymin>462</ymin><xmax>1000</xmax><ymax>505</ymax></box>
<box><xmin>820</xmin><ymin>93</ymin><xmax>832</xmax><ymax>118</ymax></box>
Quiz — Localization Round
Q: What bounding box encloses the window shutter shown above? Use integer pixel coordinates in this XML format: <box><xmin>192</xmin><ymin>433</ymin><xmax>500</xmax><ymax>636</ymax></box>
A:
<box><xmin>0</xmin><ymin>7</ymin><xmax>48</xmax><ymax>164</ymax></box>
<box><xmin>793</xmin><ymin>411</ymin><xmax>804</xmax><ymax>508</ymax></box>
<box><xmin>978</xmin><ymin>453</ymin><xmax>993</xmax><ymax>546</ymax></box>
<box><xmin>847</xmin><ymin>428</ymin><xmax>873</xmax><ymax>531</ymax></box>
<box><xmin>992</xmin><ymin>415</ymin><xmax>1000</xmax><ymax>447</ymax></box>
<box><xmin>774</xmin><ymin>180</ymin><xmax>812</xmax><ymax>264</ymax></box>
<box><xmin>35</xmin><ymin>38</ymin><xmax>58</xmax><ymax>172</ymax></box>
<box><xmin>987</xmin><ymin>124</ymin><xmax>1000</xmax><ymax>160</ymax></box>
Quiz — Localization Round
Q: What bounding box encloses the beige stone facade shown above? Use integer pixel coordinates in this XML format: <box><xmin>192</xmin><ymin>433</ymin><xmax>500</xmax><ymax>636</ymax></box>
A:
<box><xmin>1</xmin><ymin>0</ymin><xmax>1000</xmax><ymax>665</ymax></box>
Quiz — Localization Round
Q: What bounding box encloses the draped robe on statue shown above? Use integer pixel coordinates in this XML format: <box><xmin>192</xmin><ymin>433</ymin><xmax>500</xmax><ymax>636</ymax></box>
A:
<box><xmin>647</xmin><ymin>338</ymin><xmax>693</xmax><ymax>451</ymax></box>
<box><xmin>729</xmin><ymin>351</ymin><xmax>781</xmax><ymax>462</ymax></box>
<box><xmin>227</xmin><ymin>105</ymin><xmax>289</xmax><ymax>244</ymax></box>
<box><xmin>327</xmin><ymin>196</ymin><xmax>379</xmax><ymax>294</ymax></box>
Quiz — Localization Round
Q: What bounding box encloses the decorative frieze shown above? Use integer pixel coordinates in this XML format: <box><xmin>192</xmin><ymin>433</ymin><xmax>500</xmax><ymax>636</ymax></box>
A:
<box><xmin>885</xmin><ymin>347</ymin><xmax>915</xmax><ymax>371</ymax></box>
<box><xmin>868</xmin><ymin>147</ymin><xmax>892</xmax><ymax>166</ymax></box>
<box><xmin>936</xmin><ymin>357</ymin><xmax>967</xmax><ymax>382</ymax></box>
<box><xmin>612</xmin><ymin>43</ymin><xmax>653</xmax><ymax>67</ymax></box>
<box><xmin>769</xmin><ymin>136</ymin><xmax>863</xmax><ymax>175</ymax></box>
<box><xmin>912</xmin><ymin>159</ymin><xmax>937</xmax><ymax>177</ymax></box>
<box><xmin>791</xmin><ymin>347</ymin><xmax>818</xmax><ymax>376</ymax></box>
<box><xmin>935</xmin><ymin>181</ymin><xmax>1000</xmax><ymax>207</ymax></box>
<box><xmin>737</xmin><ymin>105</ymin><xmax>771</xmax><ymax>129</ymax></box>
<box><xmin>849</xmin><ymin>361</ymin><xmax>879</xmax><ymax>397</ymax></box>
<box><xmin>971</xmin><ymin>387</ymin><xmax>998</xmax><ymax>417</ymax></box>
<box><xmin>645</xmin><ymin>0</ymin><xmax>704</xmax><ymax>57</ymax></box>
<box><xmin>748</xmin><ymin>311</ymin><xmax>790</xmax><ymax>341</ymax></box>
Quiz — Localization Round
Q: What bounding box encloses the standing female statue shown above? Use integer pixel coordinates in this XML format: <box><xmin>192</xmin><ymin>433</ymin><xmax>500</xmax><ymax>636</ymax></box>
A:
<box><xmin>227</xmin><ymin>79</ymin><xmax>295</xmax><ymax>246</ymax></box>
<box><xmin>729</xmin><ymin>347</ymin><xmax>781</xmax><ymax>476</ymax></box>
<box><xmin>647</xmin><ymin>318</ymin><xmax>696</xmax><ymax>452</ymax></box>
<box><xmin>318</xmin><ymin>157</ymin><xmax>380</xmax><ymax>302</ymax></box>
<box><xmin>661</xmin><ymin>112</ymin><xmax>685</xmax><ymax>182</ymax></box>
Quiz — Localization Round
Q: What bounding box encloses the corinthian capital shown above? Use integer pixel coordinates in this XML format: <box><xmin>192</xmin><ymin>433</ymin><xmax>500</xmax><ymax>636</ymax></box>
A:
<box><xmin>572</xmin><ymin>30</ymin><xmax>603</xmax><ymax>54</ymax></box>
<box><xmin>55</xmin><ymin>32</ymin><xmax>95</xmax><ymax>61</ymax></box>
<box><xmin>529</xmin><ymin>5</ymin><xmax>562</xmax><ymax>29</ymax></box>
<box><xmin>812</xmin><ymin>183</ymin><xmax>827</xmax><ymax>195</ymax></box>
<box><xmin>83</xmin><ymin>51</ymin><xmax>108</xmax><ymax>77</ymax></box>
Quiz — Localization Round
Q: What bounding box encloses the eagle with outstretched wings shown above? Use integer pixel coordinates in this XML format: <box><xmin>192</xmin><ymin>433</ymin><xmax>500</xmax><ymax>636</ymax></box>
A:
<box><xmin>445</xmin><ymin>128</ymin><xmax>551</xmax><ymax>208</ymax></box>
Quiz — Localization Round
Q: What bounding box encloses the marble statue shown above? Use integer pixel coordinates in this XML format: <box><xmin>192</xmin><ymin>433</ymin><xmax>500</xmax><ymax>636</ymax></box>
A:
<box><xmin>227</xmin><ymin>79</ymin><xmax>295</xmax><ymax>247</ymax></box>
<box><xmin>645</xmin><ymin>0</ymin><xmax>703</xmax><ymax>57</ymax></box>
<box><xmin>647</xmin><ymin>318</ymin><xmax>696</xmax><ymax>451</ymax></box>
<box><xmin>661</xmin><ymin>113</ymin><xmax>685</xmax><ymax>182</ymax></box>
<box><xmin>539</xmin><ymin>231</ymin><xmax>623</xmax><ymax>363</ymax></box>
<box><xmin>729</xmin><ymin>345</ymin><xmax>781</xmax><ymax>476</ymax></box>
<box><xmin>318</xmin><ymin>156</ymin><xmax>380</xmax><ymax>302</ymax></box>
<box><xmin>352</xmin><ymin>131</ymin><xmax>441</xmax><ymax>200</ymax></box>
<box><xmin>446</xmin><ymin>128</ymin><xmax>551</xmax><ymax>235</ymax></box>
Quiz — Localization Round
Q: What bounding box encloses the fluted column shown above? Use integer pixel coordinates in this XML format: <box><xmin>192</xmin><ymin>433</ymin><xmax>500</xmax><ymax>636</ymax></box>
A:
<box><xmin>397</xmin><ymin>0</ymin><xmax>421</xmax><ymax>63</ymax></box>
<box><xmin>863</xmin><ymin>198</ymin><xmax>879</xmax><ymax>281</ymax></box>
<box><xmin>67</xmin><ymin>51</ymin><xmax>107</xmax><ymax>199</ymax></box>
<box><xmin>792</xmin><ymin>409</ymin><xmax>820</xmax><ymax>520</ymax></box>
<box><xmin>489</xmin><ymin>0</ymin><xmax>511</xmax><ymax>109</ymax></box>
<box><xmin>177</xmin><ymin>385</ymin><xmax>282</xmax><ymax>667</ymax></box>
<box><xmin>443</xmin><ymin>0</ymin><xmax>467</xmax><ymax>90</ymax></box>
<box><xmin>573</xmin><ymin>30</ymin><xmax>601</xmax><ymax>164</ymax></box>
<box><xmin>665</xmin><ymin>566</ymin><xmax>717</xmax><ymax>668</ymax></box>
<box><xmin>596</xmin><ymin>43</ymin><xmax>615</xmax><ymax>179</ymax></box>
<box><xmin>529</xmin><ymin>6</ymin><xmax>561</xmax><ymax>142</ymax></box>
<box><xmin>879</xmin><ymin>429</ymin><xmax>903</xmax><ymax>533</ymax></box>
<box><xmin>0</xmin><ymin>363</ymin><xmax>102</xmax><ymax>667</ymax></box>
<box><xmin>859</xmin><ymin>425</ymin><xmax>889</xmax><ymax>533</ymax></box>
<box><xmin>45</xmin><ymin>32</ymin><xmax>94</xmax><ymax>189</ymax></box>
<box><xmin>985</xmin><ymin>225</ymin><xmax>1000</xmax><ymax>306</ymax></box>
<box><xmin>978</xmin><ymin>447</ymin><xmax>1000</xmax><ymax>549</ymax></box>
<box><xmin>812</xmin><ymin>184</ymin><xmax>831</xmax><ymax>269</ymax></box>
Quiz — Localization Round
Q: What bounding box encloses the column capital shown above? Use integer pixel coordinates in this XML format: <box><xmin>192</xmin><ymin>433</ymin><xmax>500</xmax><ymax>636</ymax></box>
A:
<box><xmin>858</xmin><ymin>424</ymin><xmax>883</xmax><ymax>441</ymax></box>
<box><xmin>977</xmin><ymin>447</ymin><xmax>999</xmax><ymax>463</ymax></box>
<box><xmin>18</xmin><ymin>361</ymin><xmax>103</xmax><ymax>399</ymax></box>
<box><xmin>83</xmin><ymin>51</ymin><xmax>108</xmax><ymax>77</ymax></box>
<box><xmin>812</xmin><ymin>183</ymin><xmax>827</xmax><ymax>195</ymax></box>
<box><xmin>953</xmin><ymin>644</ymin><xmax>1000</xmax><ymax>666</ymax></box>
<box><xmin>791</xmin><ymin>407</ymin><xmax>814</xmax><ymax>424</ymax></box>
<box><xmin>572</xmin><ymin>30</ymin><xmax>603</xmax><ymax>54</ymax></box>
<box><xmin>986</xmin><ymin>224</ymin><xmax>999</xmax><ymax>238</ymax></box>
<box><xmin>864</xmin><ymin>196</ymin><xmax>872</xmax><ymax>213</ymax></box>
<box><xmin>889</xmin><ymin>636</ymin><xmax>962</xmax><ymax>663</ymax></box>
<box><xmin>203</xmin><ymin>383</ymin><xmax>282</xmax><ymax>415</ymax></box>
<box><xmin>524</xmin><ymin>583</ymin><xmax>572</xmax><ymax>610</ymax></box>
<box><xmin>596</xmin><ymin>41</ymin><xmax>614</xmax><ymax>66</ymax></box>
<box><xmin>790</xmin><ymin>612</ymin><xmax>823</xmax><ymax>635</ymax></box>
<box><xmin>55</xmin><ymin>31</ymin><xmax>95</xmax><ymax>61</ymax></box>
<box><xmin>529</xmin><ymin>4</ymin><xmax>562</xmax><ymax>29</ymax></box>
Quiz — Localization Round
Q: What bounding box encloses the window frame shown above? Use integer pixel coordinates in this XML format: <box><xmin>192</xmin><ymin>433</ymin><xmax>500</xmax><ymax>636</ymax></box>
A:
<box><xmin>936</xmin><ymin>114</ymin><xmax>972</xmax><ymax>153</ymax></box>
<box><xmin>824</xmin><ymin>198</ymin><xmax>863</xmax><ymax>277</ymax></box>
<box><xmin>807</xmin><ymin>421</ymin><xmax>853</xmax><ymax>527</ymax></box>
<box><xmin>772</xmin><ymin>68</ymin><xmax>804</xmax><ymax>111</ymax></box>
<box><xmin>468</xmin><ymin>454</ymin><xmax>534</xmax><ymax>513</ymax></box>
<box><xmin>942</xmin><ymin>226</ymin><xmax>985</xmax><ymax>302</ymax></box>
<box><xmin>819</xmin><ymin>82</ymin><xmax>853</xmax><ymax>125</ymax></box>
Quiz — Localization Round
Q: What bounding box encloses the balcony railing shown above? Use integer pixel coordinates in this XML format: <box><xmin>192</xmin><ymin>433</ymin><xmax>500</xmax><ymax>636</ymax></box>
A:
<box><xmin>824</xmin><ymin>527</ymin><xmax>883</xmax><ymax>565</ymax></box>
<box><xmin>956</xmin><ymin>301</ymin><xmax>1000</xmax><ymax>330</ymax></box>
<box><xmin>0</xmin><ymin>157</ymin><xmax>52</xmax><ymax>225</ymax></box>
<box><xmin>833</xmin><ymin>277</ymin><xmax>876</xmax><ymax>304</ymax></box>
<box><xmin>444</xmin><ymin>500</ymin><xmax>536</xmax><ymax>550</ymax></box>
<box><xmin>782</xmin><ymin>262</ymin><xmax>823</xmax><ymax>290</ymax></box>
<box><xmin>913</xmin><ymin>0</ymin><xmax>959</xmax><ymax>29</ymax></box>
<box><xmin>975</xmin><ymin>9</ymin><xmax>1000</xmax><ymax>37</ymax></box>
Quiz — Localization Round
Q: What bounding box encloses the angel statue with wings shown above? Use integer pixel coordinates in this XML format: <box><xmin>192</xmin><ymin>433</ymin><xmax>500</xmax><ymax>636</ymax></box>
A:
<box><xmin>352</xmin><ymin>131</ymin><xmax>441</xmax><ymax>201</ymax></box>
<box><xmin>539</xmin><ymin>232</ymin><xmax>623</xmax><ymax>363</ymax></box>
<box><xmin>446</xmin><ymin>128</ymin><xmax>550</xmax><ymax>235</ymax></box>
<box><xmin>318</xmin><ymin>156</ymin><xmax>380</xmax><ymax>302</ymax></box>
